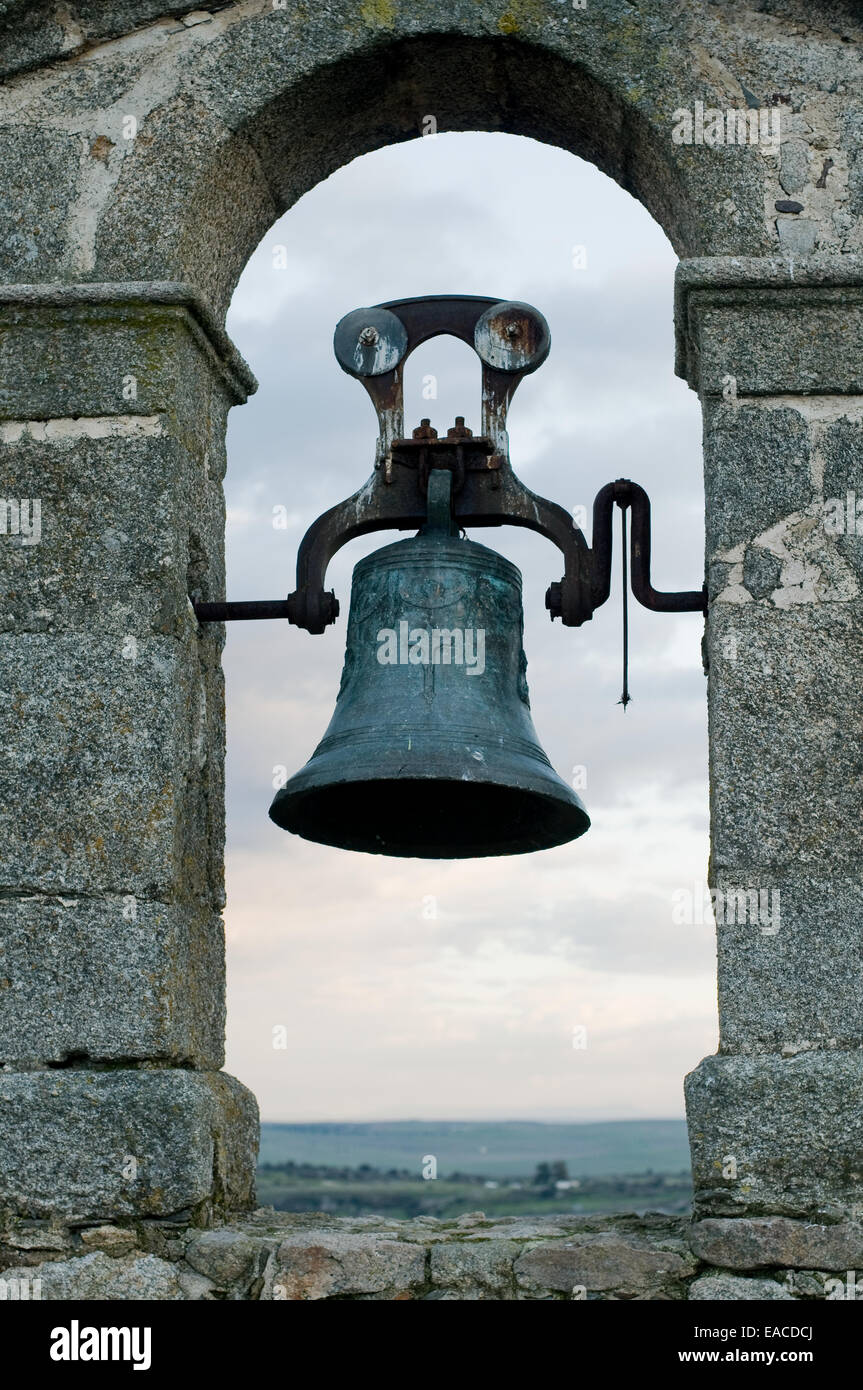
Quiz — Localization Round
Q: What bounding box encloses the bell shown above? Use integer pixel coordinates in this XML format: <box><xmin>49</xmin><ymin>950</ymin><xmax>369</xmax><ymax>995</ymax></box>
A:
<box><xmin>270</xmin><ymin>476</ymin><xmax>589</xmax><ymax>857</ymax></box>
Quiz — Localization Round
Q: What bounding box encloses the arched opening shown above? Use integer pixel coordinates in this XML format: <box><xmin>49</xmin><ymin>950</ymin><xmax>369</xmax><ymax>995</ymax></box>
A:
<box><xmin>221</xmin><ymin>131</ymin><xmax>714</xmax><ymax>1194</ymax></box>
<box><xmin>95</xmin><ymin>27</ymin><xmax>766</xmax><ymax>313</ymax></box>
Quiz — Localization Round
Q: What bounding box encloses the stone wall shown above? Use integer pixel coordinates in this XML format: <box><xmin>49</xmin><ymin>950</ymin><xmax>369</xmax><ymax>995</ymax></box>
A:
<box><xmin>2</xmin><ymin>1210</ymin><xmax>862</xmax><ymax>1300</ymax></box>
<box><xmin>1</xmin><ymin>0</ymin><xmax>863</xmax><ymax>1285</ymax></box>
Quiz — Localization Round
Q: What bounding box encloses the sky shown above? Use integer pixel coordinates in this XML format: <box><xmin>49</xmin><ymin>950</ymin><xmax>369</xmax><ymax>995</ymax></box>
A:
<box><xmin>220</xmin><ymin>131</ymin><xmax>716</xmax><ymax>1123</ymax></box>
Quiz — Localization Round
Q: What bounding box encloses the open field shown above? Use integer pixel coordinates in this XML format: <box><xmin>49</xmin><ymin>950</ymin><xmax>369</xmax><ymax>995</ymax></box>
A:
<box><xmin>259</xmin><ymin>1119</ymin><xmax>689</xmax><ymax>1177</ymax></box>
<box><xmin>256</xmin><ymin>1120</ymin><xmax>692</xmax><ymax>1218</ymax></box>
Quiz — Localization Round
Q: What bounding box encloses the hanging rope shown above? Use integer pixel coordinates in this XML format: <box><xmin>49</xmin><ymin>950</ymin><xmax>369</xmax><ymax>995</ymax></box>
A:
<box><xmin>619</xmin><ymin>503</ymin><xmax>631</xmax><ymax>710</ymax></box>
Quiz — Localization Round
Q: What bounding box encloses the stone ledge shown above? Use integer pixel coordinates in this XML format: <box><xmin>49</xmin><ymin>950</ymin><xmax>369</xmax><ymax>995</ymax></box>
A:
<box><xmin>0</xmin><ymin>1070</ymin><xmax>258</xmax><ymax>1223</ymax></box>
<box><xmin>0</xmin><ymin>281</ymin><xmax>257</xmax><ymax>405</ymax></box>
<box><xmin>685</xmin><ymin>1050</ymin><xmax>863</xmax><ymax>1222</ymax></box>
<box><xmin>674</xmin><ymin>254</ymin><xmax>863</xmax><ymax>392</ymax></box>
<box><xmin>1</xmin><ymin>1211</ymin><xmax>859</xmax><ymax>1301</ymax></box>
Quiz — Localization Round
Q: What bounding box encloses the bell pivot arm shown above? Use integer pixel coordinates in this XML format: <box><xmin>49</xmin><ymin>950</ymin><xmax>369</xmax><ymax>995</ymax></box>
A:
<box><xmin>286</xmin><ymin>474</ymin><xmax>427</xmax><ymax>635</ymax></box>
<box><xmin>283</xmin><ymin>453</ymin><xmax>596</xmax><ymax>634</ymax></box>
<box><xmin>194</xmin><ymin>433</ymin><xmax>595</xmax><ymax>635</ymax></box>
<box><xmin>193</xmin><ymin>295</ymin><xmax>705</xmax><ymax>636</ymax></box>
<box><xmin>284</xmin><ymin>470</ymin><xmax>706</xmax><ymax>635</ymax></box>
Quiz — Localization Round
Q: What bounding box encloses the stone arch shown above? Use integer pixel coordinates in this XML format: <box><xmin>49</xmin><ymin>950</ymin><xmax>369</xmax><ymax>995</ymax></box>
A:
<box><xmin>2</xmin><ymin>0</ymin><xmax>863</xmax><ymax>1243</ymax></box>
<box><xmin>83</xmin><ymin>14</ymin><xmax>781</xmax><ymax>315</ymax></box>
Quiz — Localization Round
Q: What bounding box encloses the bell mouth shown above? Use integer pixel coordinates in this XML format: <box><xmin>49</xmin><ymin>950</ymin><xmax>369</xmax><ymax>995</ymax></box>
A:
<box><xmin>269</xmin><ymin>777</ymin><xmax>590</xmax><ymax>858</ymax></box>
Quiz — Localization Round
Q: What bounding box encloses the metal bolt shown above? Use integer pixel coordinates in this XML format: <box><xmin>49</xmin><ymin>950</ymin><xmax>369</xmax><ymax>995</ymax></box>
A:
<box><xmin>359</xmin><ymin>326</ymin><xmax>379</xmax><ymax>346</ymax></box>
<box><xmin>446</xmin><ymin>416</ymin><xmax>472</xmax><ymax>439</ymax></box>
<box><xmin>545</xmin><ymin>582</ymin><xmax>562</xmax><ymax>619</ymax></box>
<box><xmin>505</xmin><ymin>322</ymin><xmax>521</xmax><ymax>339</ymax></box>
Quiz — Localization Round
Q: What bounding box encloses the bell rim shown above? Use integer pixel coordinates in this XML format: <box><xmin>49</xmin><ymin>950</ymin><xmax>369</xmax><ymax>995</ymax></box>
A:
<box><xmin>269</xmin><ymin>756</ymin><xmax>590</xmax><ymax>858</ymax></box>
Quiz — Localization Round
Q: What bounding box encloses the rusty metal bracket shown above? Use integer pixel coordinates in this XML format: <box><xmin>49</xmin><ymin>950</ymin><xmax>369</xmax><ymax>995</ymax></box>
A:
<box><xmin>193</xmin><ymin>296</ymin><xmax>706</xmax><ymax>635</ymax></box>
<box><xmin>545</xmin><ymin>479</ymin><xmax>707</xmax><ymax>623</ymax></box>
<box><xmin>332</xmin><ymin>294</ymin><xmax>550</xmax><ymax>476</ymax></box>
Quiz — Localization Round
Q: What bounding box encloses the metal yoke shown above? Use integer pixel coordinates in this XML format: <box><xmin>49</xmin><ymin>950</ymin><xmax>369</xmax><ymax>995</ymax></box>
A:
<box><xmin>194</xmin><ymin>294</ymin><xmax>707</xmax><ymax>634</ymax></box>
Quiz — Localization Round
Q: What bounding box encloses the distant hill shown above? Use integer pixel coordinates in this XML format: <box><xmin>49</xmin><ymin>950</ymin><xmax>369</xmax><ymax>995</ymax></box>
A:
<box><xmin>258</xmin><ymin>1119</ymin><xmax>689</xmax><ymax>1178</ymax></box>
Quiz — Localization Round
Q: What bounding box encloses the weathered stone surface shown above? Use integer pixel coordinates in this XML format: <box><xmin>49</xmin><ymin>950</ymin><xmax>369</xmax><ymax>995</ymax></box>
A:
<box><xmin>680</xmin><ymin>259</ymin><xmax>863</xmax><ymax>1223</ymax></box>
<box><xmin>2</xmin><ymin>1224</ymin><xmax>71</xmax><ymax>1254</ymax></box>
<box><xmin>87</xmin><ymin>1</ymin><xmax>787</xmax><ymax>309</ymax></box>
<box><xmin>515</xmin><ymin>1231</ymin><xmax>696</xmax><ymax>1298</ymax></box>
<box><xmin>741</xmin><ymin>544</ymin><xmax>783</xmax><ymax>600</ymax></box>
<box><xmin>0</xmin><ymin>291</ymin><xmax>252</xmax><ymax>421</ymax></box>
<box><xmin>0</xmin><ymin>896</ymin><xmax>225</xmax><ymax>1068</ymax></box>
<box><xmin>422</xmin><ymin>1288</ymin><xmax>488</xmax><ymax>1300</ymax></box>
<box><xmin>694</xmin><ymin>401</ymin><xmax>863</xmax><ymax>1058</ymax></box>
<box><xmin>96</xmin><ymin>94</ymin><xmax>277</xmax><ymax>316</ymax></box>
<box><xmin>776</xmin><ymin>217</ymin><xmax>818</xmax><ymax>256</ymax></box>
<box><xmin>177</xmin><ymin>1268</ymin><xmax>217</xmax><ymax>1300</ymax></box>
<box><xmin>0</xmin><ymin>126</ymin><xmax>82</xmax><ymax>280</ymax></box>
<box><xmin>689</xmin><ymin>1217</ymin><xmax>863</xmax><ymax>1271</ymax></box>
<box><xmin>184</xmin><ymin>1229</ymin><xmax>270</xmax><ymax>1293</ymax></box>
<box><xmin>711</xmin><ymin>869</ymin><xmax>863</xmax><ymax>1053</ymax></box>
<box><xmin>0</xmin><ymin>1251</ymin><xmax>184</xmax><ymax>1300</ymax></box>
<box><xmin>687</xmin><ymin>372</ymin><xmax>863</xmax><ymax>1056</ymax></box>
<box><xmin>686</xmin><ymin>1052</ymin><xmax>863</xmax><ymax>1221</ymax></box>
<box><xmin>0</xmin><ymin>283</ymin><xmax>241</xmax><ymax>1204</ymax></box>
<box><xmin>266</xmin><ymin>1232</ymin><xmax>426</xmax><ymax>1301</ymax></box>
<box><xmin>0</xmin><ymin>632</ymin><xmax>224</xmax><ymax>901</ymax></box>
<box><xmin>703</xmin><ymin>402</ymin><xmax>863</xmax><ymax>598</ymax></box>
<box><xmin>0</xmin><ymin>430</ymin><xmax>226</xmax><ymax>638</ymax></box>
<box><xmin>0</xmin><ymin>2</ymin><xmax>200</xmax><ymax>78</ymax></box>
<box><xmin>704</xmin><ymin>584</ymin><xmax>863</xmax><ymax>877</ymax></box>
<box><xmin>689</xmin><ymin>1273</ymin><xmax>793</xmax><ymax>1301</ymax></box>
<box><xmin>784</xmin><ymin>1269</ymin><xmax>834</xmax><ymax>1298</ymax></box>
<box><xmin>675</xmin><ymin>260</ymin><xmax>863</xmax><ymax>395</ymax></box>
<box><xmin>780</xmin><ymin>139</ymin><xmax>811</xmax><ymax>197</ymax></box>
<box><xmin>0</xmin><ymin>1070</ymin><xmax>258</xmax><ymax>1222</ymax></box>
<box><xmin>430</xmin><ymin>1239</ymin><xmax>518</xmax><ymax>1297</ymax></box>
<box><xmin>702</xmin><ymin>404</ymin><xmax>813</xmax><ymax>558</ymax></box>
<box><xmin>7</xmin><ymin>1209</ymin><xmax>863</xmax><ymax>1300</ymax></box>
<box><xmin>10</xmin><ymin>0</ymin><xmax>862</xmax><ymax>312</ymax></box>
<box><xmin>79</xmin><ymin>1226</ymin><xmax>138</xmax><ymax>1258</ymax></box>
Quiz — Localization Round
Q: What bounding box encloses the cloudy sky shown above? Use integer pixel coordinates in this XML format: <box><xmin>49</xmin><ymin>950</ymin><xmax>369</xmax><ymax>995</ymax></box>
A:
<box><xmin>220</xmin><ymin>132</ymin><xmax>715</xmax><ymax>1123</ymax></box>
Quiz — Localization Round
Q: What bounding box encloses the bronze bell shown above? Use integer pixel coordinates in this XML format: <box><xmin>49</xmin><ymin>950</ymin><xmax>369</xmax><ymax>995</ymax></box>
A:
<box><xmin>269</xmin><ymin>472</ymin><xmax>589</xmax><ymax>857</ymax></box>
<box><xmin>194</xmin><ymin>297</ymin><xmax>706</xmax><ymax>855</ymax></box>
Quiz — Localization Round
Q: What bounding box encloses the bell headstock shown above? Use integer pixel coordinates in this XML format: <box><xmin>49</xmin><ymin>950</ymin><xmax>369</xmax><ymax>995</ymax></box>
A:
<box><xmin>333</xmin><ymin>295</ymin><xmax>550</xmax><ymax>468</ymax></box>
